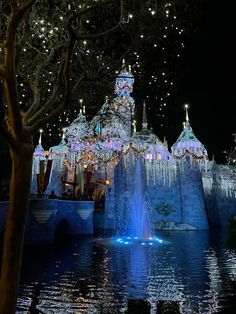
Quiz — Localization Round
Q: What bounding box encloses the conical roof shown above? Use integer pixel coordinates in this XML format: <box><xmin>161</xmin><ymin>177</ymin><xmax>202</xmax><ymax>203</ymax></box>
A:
<box><xmin>126</xmin><ymin>102</ymin><xmax>172</xmax><ymax>160</ymax></box>
<box><xmin>65</xmin><ymin>110</ymin><xmax>92</xmax><ymax>149</ymax></box>
<box><xmin>33</xmin><ymin>143</ymin><xmax>46</xmax><ymax>158</ymax></box>
<box><xmin>49</xmin><ymin>137</ymin><xmax>68</xmax><ymax>158</ymax></box>
<box><xmin>171</xmin><ymin>121</ymin><xmax>208</xmax><ymax>158</ymax></box>
<box><xmin>115</xmin><ymin>60</ymin><xmax>134</xmax><ymax>97</ymax></box>
<box><xmin>33</xmin><ymin>131</ymin><xmax>46</xmax><ymax>158</ymax></box>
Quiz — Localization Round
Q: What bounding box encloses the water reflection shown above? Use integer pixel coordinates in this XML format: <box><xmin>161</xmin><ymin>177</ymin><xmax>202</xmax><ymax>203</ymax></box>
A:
<box><xmin>16</xmin><ymin>230</ymin><xmax>236</xmax><ymax>313</ymax></box>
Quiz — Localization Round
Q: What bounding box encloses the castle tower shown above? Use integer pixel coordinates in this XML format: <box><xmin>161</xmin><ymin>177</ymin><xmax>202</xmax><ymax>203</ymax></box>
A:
<box><xmin>171</xmin><ymin>104</ymin><xmax>208</xmax><ymax>160</ymax></box>
<box><xmin>112</xmin><ymin>59</ymin><xmax>135</xmax><ymax>137</ymax></box>
<box><xmin>172</xmin><ymin>105</ymin><xmax>209</xmax><ymax>229</ymax></box>
<box><xmin>65</xmin><ymin>109</ymin><xmax>91</xmax><ymax>150</ymax></box>
<box><xmin>128</xmin><ymin>101</ymin><xmax>173</xmax><ymax>161</ymax></box>
<box><xmin>142</xmin><ymin>101</ymin><xmax>148</xmax><ymax>130</ymax></box>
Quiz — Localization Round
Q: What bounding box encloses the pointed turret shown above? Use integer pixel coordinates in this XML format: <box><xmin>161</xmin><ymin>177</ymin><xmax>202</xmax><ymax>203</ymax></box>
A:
<box><xmin>115</xmin><ymin>59</ymin><xmax>134</xmax><ymax>97</ymax></box>
<box><xmin>65</xmin><ymin>109</ymin><xmax>91</xmax><ymax>150</ymax></box>
<box><xmin>33</xmin><ymin>129</ymin><xmax>45</xmax><ymax>159</ymax></box>
<box><xmin>47</xmin><ymin>131</ymin><xmax>68</xmax><ymax>175</ymax></box>
<box><xmin>171</xmin><ymin>105</ymin><xmax>208</xmax><ymax>159</ymax></box>
<box><xmin>142</xmin><ymin>101</ymin><xmax>148</xmax><ymax>129</ymax></box>
<box><xmin>128</xmin><ymin>102</ymin><xmax>173</xmax><ymax>160</ymax></box>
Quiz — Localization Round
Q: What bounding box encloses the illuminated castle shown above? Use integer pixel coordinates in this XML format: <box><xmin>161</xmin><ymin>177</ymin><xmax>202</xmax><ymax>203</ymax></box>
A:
<box><xmin>31</xmin><ymin>62</ymin><xmax>236</xmax><ymax>230</ymax></box>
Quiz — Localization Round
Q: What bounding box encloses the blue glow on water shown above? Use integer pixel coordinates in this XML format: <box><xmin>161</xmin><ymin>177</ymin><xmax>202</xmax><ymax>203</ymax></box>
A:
<box><xmin>16</xmin><ymin>231</ymin><xmax>236</xmax><ymax>314</ymax></box>
<box><xmin>113</xmin><ymin>236</ymin><xmax>167</xmax><ymax>246</ymax></box>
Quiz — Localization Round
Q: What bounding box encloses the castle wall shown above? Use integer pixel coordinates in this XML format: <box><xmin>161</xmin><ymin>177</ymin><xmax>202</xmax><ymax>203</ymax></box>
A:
<box><xmin>0</xmin><ymin>200</ymin><xmax>94</xmax><ymax>244</ymax></box>
<box><xmin>112</xmin><ymin>158</ymin><xmax>209</xmax><ymax>231</ymax></box>
<box><xmin>178</xmin><ymin>160</ymin><xmax>209</xmax><ymax>229</ymax></box>
<box><xmin>147</xmin><ymin>178</ymin><xmax>182</xmax><ymax>225</ymax></box>
<box><xmin>203</xmin><ymin>164</ymin><xmax>236</xmax><ymax>228</ymax></box>
<box><xmin>205</xmin><ymin>185</ymin><xmax>236</xmax><ymax>228</ymax></box>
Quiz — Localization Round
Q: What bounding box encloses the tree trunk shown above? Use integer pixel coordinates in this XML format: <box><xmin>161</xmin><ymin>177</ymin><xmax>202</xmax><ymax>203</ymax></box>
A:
<box><xmin>0</xmin><ymin>140</ymin><xmax>33</xmax><ymax>314</ymax></box>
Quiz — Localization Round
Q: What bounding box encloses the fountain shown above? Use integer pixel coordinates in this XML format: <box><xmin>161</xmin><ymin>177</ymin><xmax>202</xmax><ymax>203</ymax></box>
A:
<box><xmin>115</xmin><ymin>159</ymin><xmax>157</xmax><ymax>243</ymax></box>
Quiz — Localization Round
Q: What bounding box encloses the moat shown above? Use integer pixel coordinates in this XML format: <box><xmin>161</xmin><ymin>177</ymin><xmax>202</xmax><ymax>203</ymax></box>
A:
<box><xmin>14</xmin><ymin>229</ymin><xmax>236</xmax><ymax>313</ymax></box>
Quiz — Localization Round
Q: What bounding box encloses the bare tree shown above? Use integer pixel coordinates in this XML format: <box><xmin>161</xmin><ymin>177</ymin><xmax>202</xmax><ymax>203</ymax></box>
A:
<box><xmin>0</xmin><ymin>0</ymin><xmax>135</xmax><ymax>312</ymax></box>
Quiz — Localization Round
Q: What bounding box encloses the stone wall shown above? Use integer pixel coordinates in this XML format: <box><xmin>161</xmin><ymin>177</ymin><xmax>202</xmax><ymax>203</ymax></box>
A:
<box><xmin>0</xmin><ymin>199</ymin><xmax>94</xmax><ymax>244</ymax></box>
<box><xmin>205</xmin><ymin>188</ymin><xmax>236</xmax><ymax>227</ymax></box>
<box><xmin>112</xmin><ymin>158</ymin><xmax>209</xmax><ymax>231</ymax></box>
<box><xmin>179</xmin><ymin>162</ymin><xmax>208</xmax><ymax>229</ymax></box>
<box><xmin>203</xmin><ymin>164</ymin><xmax>236</xmax><ymax>228</ymax></box>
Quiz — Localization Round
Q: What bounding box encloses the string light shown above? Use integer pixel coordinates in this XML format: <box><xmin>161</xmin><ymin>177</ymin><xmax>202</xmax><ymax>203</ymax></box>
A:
<box><xmin>12</xmin><ymin>0</ymin><xmax>188</xmax><ymax>145</ymax></box>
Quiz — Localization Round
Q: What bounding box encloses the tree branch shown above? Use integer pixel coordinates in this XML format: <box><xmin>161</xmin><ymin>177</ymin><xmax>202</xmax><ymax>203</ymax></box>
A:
<box><xmin>69</xmin><ymin>23</ymin><xmax>123</xmax><ymax>41</ymax></box>
<box><xmin>25</xmin><ymin>78</ymin><xmax>60</xmax><ymax>127</ymax></box>
<box><xmin>67</xmin><ymin>0</ymin><xmax>125</xmax><ymax>41</ymax></box>
<box><xmin>82</xmin><ymin>38</ymin><xmax>136</xmax><ymax>83</ymax></box>
<box><xmin>12</xmin><ymin>0</ymin><xmax>36</xmax><ymax>24</ymax></box>
<box><xmin>15</xmin><ymin>13</ymin><xmax>31</xmax><ymax>68</ymax></box>
<box><xmin>24</xmin><ymin>41</ymin><xmax>70</xmax><ymax>120</ymax></box>
<box><xmin>3</xmin><ymin>0</ymin><xmax>36</xmax><ymax>138</ymax></box>
<box><xmin>29</xmin><ymin>38</ymin><xmax>75</xmax><ymax>133</ymax></box>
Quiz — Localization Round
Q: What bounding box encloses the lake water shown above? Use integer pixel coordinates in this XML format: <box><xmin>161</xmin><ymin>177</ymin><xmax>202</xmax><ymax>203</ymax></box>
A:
<box><xmin>16</xmin><ymin>230</ymin><xmax>236</xmax><ymax>313</ymax></box>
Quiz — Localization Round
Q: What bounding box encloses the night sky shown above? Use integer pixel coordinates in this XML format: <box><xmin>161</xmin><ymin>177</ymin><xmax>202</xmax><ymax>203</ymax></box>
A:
<box><xmin>170</xmin><ymin>0</ymin><xmax>235</xmax><ymax>163</ymax></box>
<box><xmin>0</xmin><ymin>1</ymin><xmax>235</xmax><ymax>165</ymax></box>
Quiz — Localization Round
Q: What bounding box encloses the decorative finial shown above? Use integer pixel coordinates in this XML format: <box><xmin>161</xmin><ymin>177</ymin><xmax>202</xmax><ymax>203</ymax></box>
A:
<box><xmin>105</xmin><ymin>95</ymin><xmax>109</xmax><ymax>102</ymax></box>
<box><xmin>122</xmin><ymin>59</ymin><xmax>125</xmax><ymax>67</ymax></box>
<box><xmin>184</xmin><ymin>103</ymin><xmax>189</xmax><ymax>122</ymax></box>
<box><xmin>62</xmin><ymin>128</ymin><xmax>66</xmax><ymax>140</ymax></box>
<box><xmin>142</xmin><ymin>101</ymin><xmax>148</xmax><ymax>129</ymax></box>
<box><xmin>183</xmin><ymin>121</ymin><xmax>186</xmax><ymax>129</ymax></box>
<box><xmin>133</xmin><ymin>119</ymin><xmax>136</xmax><ymax>134</ymax></box>
<box><xmin>79</xmin><ymin>108</ymin><xmax>83</xmax><ymax>114</ymax></box>
<box><xmin>83</xmin><ymin>105</ymin><xmax>86</xmax><ymax>114</ymax></box>
<box><xmin>128</xmin><ymin>65</ymin><xmax>132</xmax><ymax>72</ymax></box>
<box><xmin>39</xmin><ymin>129</ymin><xmax>43</xmax><ymax>145</ymax></box>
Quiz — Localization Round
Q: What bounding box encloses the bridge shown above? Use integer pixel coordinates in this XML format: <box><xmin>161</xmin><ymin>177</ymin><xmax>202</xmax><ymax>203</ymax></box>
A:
<box><xmin>0</xmin><ymin>198</ymin><xmax>94</xmax><ymax>244</ymax></box>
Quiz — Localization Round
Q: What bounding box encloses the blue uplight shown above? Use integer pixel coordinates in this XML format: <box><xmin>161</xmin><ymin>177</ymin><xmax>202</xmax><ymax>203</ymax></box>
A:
<box><xmin>112</xmin><ymin>235</ymin><xmax>166</xmax><ymax>246</ymax></box>
<box><xmin>155</xmin><ymin>237</ymin><xmax>163</xmax><ymax>243</ymax></box>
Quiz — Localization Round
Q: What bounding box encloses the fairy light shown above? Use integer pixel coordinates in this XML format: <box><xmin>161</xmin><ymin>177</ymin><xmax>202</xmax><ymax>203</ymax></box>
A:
<box><xmin>14</xmin><ymin>0</ymin><xmax>188</xmax><ymax>144</ymax></box>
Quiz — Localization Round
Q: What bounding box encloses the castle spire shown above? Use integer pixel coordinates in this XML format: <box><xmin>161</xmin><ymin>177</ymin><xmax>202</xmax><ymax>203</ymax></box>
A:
<box><xmin>142</xmin><ymin>101</ymin><xmax>148</xmax><ymax>129</ymax></box>
<box><xmin>122</xmin><ymin>58</ymin><xmax>125</xmax><ymax>68</ymax></box>
<box><xmin>62</xmin><ymin>128</ymin><xmax>66</xmax><ymax>140</ymax></box>
<box><xmin>39</xmin><ymin>129</ymin><xmax>43</xmax><ymax>145</ymax></box>
<box><xmin>184</xmin><ymin>103</ymin><xmax>189</xmax><ymax>123</ymax></box>
<box><xmin>114</xmin><ymin>58</ymin><xmax>134</xmax><ymax>97</ymax></box>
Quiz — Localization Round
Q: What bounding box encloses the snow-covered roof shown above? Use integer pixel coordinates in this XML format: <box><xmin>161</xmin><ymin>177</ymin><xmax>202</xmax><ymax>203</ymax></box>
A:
<box><xmin>171</xmin><ymin>121</ymin><xmax>208</xmax><ymax>158</ymax></box>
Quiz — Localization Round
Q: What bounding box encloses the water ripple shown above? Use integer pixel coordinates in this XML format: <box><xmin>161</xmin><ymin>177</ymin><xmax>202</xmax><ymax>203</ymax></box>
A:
<box><xmin>16</xmin><ymin>232</ymin><xmax>236</xmax><ymax>313</ymax></box>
